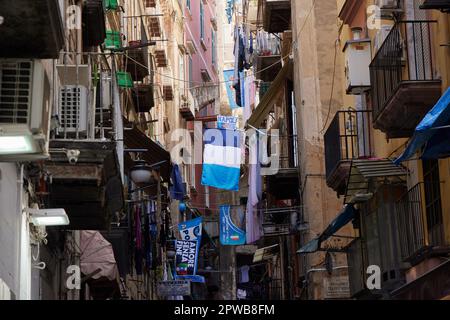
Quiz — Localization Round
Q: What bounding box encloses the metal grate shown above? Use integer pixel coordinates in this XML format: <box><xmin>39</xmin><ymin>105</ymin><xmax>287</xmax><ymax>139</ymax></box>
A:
<box><xmin>59</xmin><ymin>86</ymin><xmax>87</xmax><ymax>132</ymax></box>
<box><xmin>0</xmin><ymin>60</ymin><xmax>32</xmax><ymax>124</ymax></box>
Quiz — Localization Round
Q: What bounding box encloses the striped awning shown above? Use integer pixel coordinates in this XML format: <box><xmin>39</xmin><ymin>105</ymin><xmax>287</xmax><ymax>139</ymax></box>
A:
<box><xmin>253</xmin><ymin>244</ymin><xmax>279</xmax><ymax>263</ymax></box>
<box><xmin>344</xmin><ymin>159</ymin><xmax>407</xmax><ymax>204</ymax></box>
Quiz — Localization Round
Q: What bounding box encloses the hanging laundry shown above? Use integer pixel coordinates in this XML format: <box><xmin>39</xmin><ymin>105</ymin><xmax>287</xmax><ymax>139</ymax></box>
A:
<box><xmin>246</xmin><ymin>133</ymin><xmax>263</xmax><ymax>244</ymax></box>
<box><xmin>240</xmin><ymin>71</ymin><xmax>245</xmax><ymax>111</ymax></box>
<box><xmin>223</xmin><ymin>69</ymin><xmax>240</xmax><ymax>109</ymax></box>
<box><xmin>233</xmin><ymin>26</ymin><xmax>240</xmax><ymax>86</ymax></box>
<box><xmin>240</xmin><ymin>265</ymin><xmax>250</xmax><ymax>283</ymax></box>
<box><xmin>170</xmin><ymin>164</ymin><xmax>185</xmax><ymax>201</ymax></box>
<box><xmin>134</xmin><ymin>205</ymin><xmax>143</xmax><ymax>275</ymax></box>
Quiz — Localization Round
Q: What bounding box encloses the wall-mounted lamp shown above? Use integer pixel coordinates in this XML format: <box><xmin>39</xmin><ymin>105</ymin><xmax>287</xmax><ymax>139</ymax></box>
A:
<box><xmin>27</xmin><ymin>208</ymin><xmax>70</xmax><ymax>227</ymax></box>
<box><xmin>130</xmin><ymin>160</ymin><xmax>155</xmax><ymax>184</ymax></box>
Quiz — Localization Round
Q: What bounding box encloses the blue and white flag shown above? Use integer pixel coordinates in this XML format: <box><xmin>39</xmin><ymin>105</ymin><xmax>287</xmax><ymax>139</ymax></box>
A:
<box><xmin>201</xmin><ymin>129</ymin><xmax>242</xmax><ymax>191</ymax></box>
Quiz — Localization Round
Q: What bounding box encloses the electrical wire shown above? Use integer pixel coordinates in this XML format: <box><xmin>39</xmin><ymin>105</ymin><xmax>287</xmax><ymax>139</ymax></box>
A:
<box><xmin>122</xmin><ymin>51</ymin><xmax>291</xmax><ymax>88</ymax></box>
<box><xmin>319</xmin><ymin>38</ymin><xmax>339</xmax><ymax>134</ymax></box>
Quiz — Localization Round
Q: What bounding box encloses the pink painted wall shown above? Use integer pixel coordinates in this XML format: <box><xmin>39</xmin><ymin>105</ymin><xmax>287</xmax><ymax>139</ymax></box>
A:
<box><xmin>184</xmin><ymin>0</ymin><xmax>218</xmax><ymax>84</ymax></box>
<box><xmin>183</xmin><ymin>1</ymin><xmax>219</xmax><ymax>214</ymax></box>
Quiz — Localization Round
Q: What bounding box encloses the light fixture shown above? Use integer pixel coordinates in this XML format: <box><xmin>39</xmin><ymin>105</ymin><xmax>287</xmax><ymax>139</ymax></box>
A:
<box><xmin>129</xmin><ymin>160</ymin><xmax>155</xmax><ymax>184</ymax></box>
<box><xmin>27</xmin><ymin>208</ymin><xmax>70</xmax><ymax>227</ymax></box>
<box><xmin>0</xmin><ymin>135</ymin><xmax>35</xmax><ymax>154</ymax></box>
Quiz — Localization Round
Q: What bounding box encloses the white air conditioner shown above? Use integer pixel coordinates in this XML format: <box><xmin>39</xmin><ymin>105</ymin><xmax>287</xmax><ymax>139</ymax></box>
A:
<box><xmin>59</xmin><ymin>85</ymin><xmax>88</xmax><ymax>133</ymax></box>
<box><xmin>0</xmin><ymin>59</ymin><xmax>51</xmax><ymax>161</ymax></box>
<box><xmin>344</xmin><ymin>39</ymin><xmax>372</xmax><ymax>95</ymax></box>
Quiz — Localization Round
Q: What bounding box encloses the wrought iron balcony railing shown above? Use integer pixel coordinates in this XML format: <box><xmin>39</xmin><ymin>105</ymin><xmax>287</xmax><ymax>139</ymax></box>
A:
<box><xmin>395</xmin><ymin>182</ymin><xmax>446</xmax><ymax>264</ymax></box>
<box><xmin>324</xmin><ymin>110</ymin><xmax>372</xmax><ymax>194</ymax></box>
<box><xmin>369</xmin><ymin>20</ymin><xmax>441</xmax><ymax>137</ymax></box>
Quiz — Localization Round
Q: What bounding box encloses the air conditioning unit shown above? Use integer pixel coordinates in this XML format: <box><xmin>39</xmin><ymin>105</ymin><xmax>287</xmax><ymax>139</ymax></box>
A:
<box><xmin>344</xmin><ymin>39</ymin><xmax>372</xmax><ymax>95</ymax></box>
<box><xmin>59</xmin><ymin>85</ymin><xmax>88</xmax><ymax>133</ymax></box>
<box><xmin>0</xmin><ymin>59</ymin><xmax>51</xmax><ymax>161</ymax></box>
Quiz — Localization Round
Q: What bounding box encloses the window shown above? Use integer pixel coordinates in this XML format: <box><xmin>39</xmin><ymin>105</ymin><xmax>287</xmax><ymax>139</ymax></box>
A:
<box><xmin>200</xmin><ymin>2</ymin><xmax>205</xmax><ymax>39</ymax></box>
<box><xmin>423</xmin><ymin>159</ymin><xmax>445</xmax><ymax>246</ymax></box>
<box><xmin>211</xmin><ymin>30</ymin><xmax>216</xmax><ymax>66</ymax></box>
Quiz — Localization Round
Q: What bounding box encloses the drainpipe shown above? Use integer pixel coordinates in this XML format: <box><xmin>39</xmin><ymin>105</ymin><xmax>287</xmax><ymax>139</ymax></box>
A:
<box><xmin>112</xmin><ymin>60</ymin><xmax>125</xmax><ymax>182</ymax></box>
<box><xmin>16</xmin><ymin>164</ymin><xmax>26</xmax><ymax>299</ymax></box>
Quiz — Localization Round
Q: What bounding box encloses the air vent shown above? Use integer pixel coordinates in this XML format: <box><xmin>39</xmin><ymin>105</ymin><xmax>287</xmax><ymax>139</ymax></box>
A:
<box><xmin>0</xmin><ymin>60</ymin><xmax>33</xmax><ymax>125</ymax></box>
<box><xmin>59</xmin><ymin>85</ymin><xmax>88</xmax><ymax>133</ymax></box>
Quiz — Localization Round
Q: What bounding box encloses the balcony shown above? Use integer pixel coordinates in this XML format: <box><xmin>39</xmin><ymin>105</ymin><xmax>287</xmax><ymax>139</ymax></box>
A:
<box><xmin>324</xmin><ymin>110</ymin><xmax>372</xmax><ymax>196</ymax></box>
<box><xmin>45</xmin><ymin>57</ymin><xmax>124</xmax><ymax>230</ymax></box>
<box><xmin>258</xmin><ymin>0</ymin><xmax>291</xmax><ymax>33</ymax></box>
<box><xmin>369</xmin><ymin>21</ymin><xmax>441</xmax><ymax>138</ymax></box>
<box><xmin>262</xmin><ymin>207</ymin><xmax>297</xmax><ymax>237</ymax></box>
<box><xmin>395</xmin><ymin>183</ymin><xmax>449</xmax><ymax>266</ymax></box>
<box><xmin>0</xmin><ymin>0</ymin><xmax>64</xmax><ymax>58</ymax></box>
<box><xmin>180</xmin><ymin>102</ymin><xmax>195</xmax><ymax>121</ymax></box>
<box><xmin>124</xmin><ymin>17</ymin><xmax>150</xmax><ymax>81</ymax></box>
<box><xmin>126</xmin><ymin>42</ymin><xmax>150</xmax><ymax>81</ymax></box>
<box><xmin>266</xmin><ymin>133</ymin><xmax>299</xmax><ymax>200</ymax></box>
<box><xmin>255</xmin><ymin>32</ymin><xmax>282</xmax><ymax>82</ymax></box>
<box><xmin>132</xmin><ymin>84</ymin><xmax>154</xmax><ymax>113</ymax></box>
<box><xmin>82</xmin><ymin>0</ymin><xmax>107</xmax><ymax>48</ymax></box>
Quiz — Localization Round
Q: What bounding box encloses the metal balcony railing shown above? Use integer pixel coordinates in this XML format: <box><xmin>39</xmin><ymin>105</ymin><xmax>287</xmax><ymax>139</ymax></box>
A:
<box><xmin>395</xmin><ymin>182</ymin><xmax>446</xmax><ymax>262</ymax></box>
<box><xmin>346</xmin><ymin>238</ymin><xmax>367</xmax><ymax>297</ymax></box>
<box><xmin>395</xmin><ymin>183</ymin><xmax>426</xmax><ymax>261</ymax></box>
<box><xmin>54</xmin><ymin>52</ymin><xmax>118</xmax><ymax>142</ymax></box>
<box><xmin>324</xmin><ymin>110</ymin><xmax>372</xmax><ymax>180</ymax></box>
<box><xmin>278</xmin><ymin>134</ymin><xmax>298</xmax><ymax>170</ymax></box>
<box><xmin>369</xmin><ymin>20</ymin><xmax>437</xmax><ymax>120</ymax></box>
<box><xmin>262</xmin><ymin>206</ymin><xmax>298</xmax><ymax>237</ymax></box>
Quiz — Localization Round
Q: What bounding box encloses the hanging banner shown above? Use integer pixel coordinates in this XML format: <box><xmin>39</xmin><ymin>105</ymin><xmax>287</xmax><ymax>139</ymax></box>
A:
<box><xmin>220</xmin><ymin>205</ymin><xmax>246</xmax><ymax>246</ymax></box>
<box><xmin>217</xmin><ymin>115</ymin><xmax>238</xmax><ymax>130</ymax></box>
<box><xmin>178</xmin><ymin>217</ymin><xmax>202</xmax><ymax>241</ymax></box>
<box><xmin>223</xmin><ymin>70</ymin><xmax>239</xmax><ymax>109</ymax></box>
<box><xmin>175</xmin><ymin>240</ymin><xmax>200</xmax><ymax>277</ymax></box>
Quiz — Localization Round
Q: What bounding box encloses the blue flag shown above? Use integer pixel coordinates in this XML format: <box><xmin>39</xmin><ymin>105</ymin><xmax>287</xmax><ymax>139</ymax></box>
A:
<box><xmin>220</xmin><ymin>205</ymin><xmax>246</xmax><ymax>245</ymax></box>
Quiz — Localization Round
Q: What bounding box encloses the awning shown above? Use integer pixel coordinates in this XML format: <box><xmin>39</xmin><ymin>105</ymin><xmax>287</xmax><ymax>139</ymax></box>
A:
<box><xmin>419</xmin><ymin>0</ymin><xmax>450</xmax><ymax>11</ymax></box>
<box><xmin>395</xmin><ymin>87</ymin><xmax>450</xmax><ymax>164</ymax></box>
<box><xmin>297</xmin><ymin>205</ymin><xmax>356</xmax><ymax>254</ymax></box>
<box><xmin>123</xmin><ymin>117</ymin><xmax>171</xmax><ymax>181</ymax></box>
<box><xmin>246</xmin><ymin>59</ymin><xmax>293</xmax><ymax>128</ymax></box>
<box><xmin>344</xmin><ymin>158</ymin><xmax>407</xmax><ymax>204</ymax></box>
